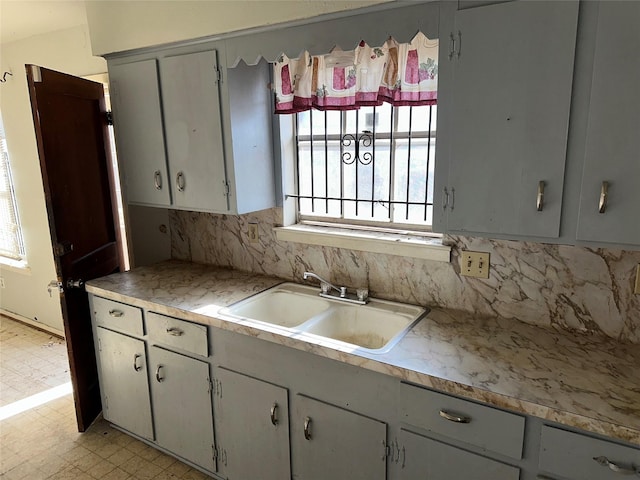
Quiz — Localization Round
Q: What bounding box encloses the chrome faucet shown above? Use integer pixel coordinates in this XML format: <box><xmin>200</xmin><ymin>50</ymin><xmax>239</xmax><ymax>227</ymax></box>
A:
<box><xmin>303</xmin><ymin>271</ymin><xmax>368</xmax><ymax>304</ymax></box>
<box><xmin>303</xmin><ymin>272</ymin><xmax>347</xmax><ymax>297</ymax></box>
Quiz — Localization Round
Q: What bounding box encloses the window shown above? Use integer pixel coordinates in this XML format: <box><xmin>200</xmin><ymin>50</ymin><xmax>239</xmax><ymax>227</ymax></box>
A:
<box><xmin>0</xmin><ymin>113</ymin><xmax>26</xmax><ymax>262</ymax></box>
<box><xmin>292</xmin><ymin>102</ymin><xmax>437</xmax><ymax>231</ymax></box>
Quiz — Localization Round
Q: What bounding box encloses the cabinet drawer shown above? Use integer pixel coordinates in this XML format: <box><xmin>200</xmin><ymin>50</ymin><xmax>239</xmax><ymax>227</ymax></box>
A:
<box><xmin>92</xmin><ymin>296</ymin><xmax>144</xmax><ymax>337</ymax></box>
<box><xmin>539</xmin><ymin>426</ymin><xmax>640</xmax><ymax>480</ymax></box>
<box><xmin>147</xmin><ymin>312</ymin><xmax>208</xmax><ymax>357</ymax></box>
<box><xmin>399</xmin><ymin>383</ymin><xmax>525</xmax><ymax>459</ymax></box>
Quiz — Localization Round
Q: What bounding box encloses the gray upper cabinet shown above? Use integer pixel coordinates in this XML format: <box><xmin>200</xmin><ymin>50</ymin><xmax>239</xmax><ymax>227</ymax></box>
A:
<box><xmin>159</xmin><ymin>50</ymin><xmax>227</xmax><ymax>212</ymax></box>
<box><xmin>576</xmin><ymin>2</ymin><xmax>640</xmax><ymax>246</ymax></box>
<box><xmin>434</xmin><ymin>0</ymin><xmax>579</xmax><ymax>238</ymax></box>
<box><xmin>108</xmin><ymin>45</ymin><xmax>275</xmax><ymax>214</ymax></box>
<box><xmin>109</xmin><ymin>59</ymin><xmax>171</xmax><ymax>206</ymax></box>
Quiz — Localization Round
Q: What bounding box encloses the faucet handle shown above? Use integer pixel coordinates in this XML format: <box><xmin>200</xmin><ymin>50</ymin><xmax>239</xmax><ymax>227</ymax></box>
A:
<box><xmin>320</xmin><ymin>283</ymin><xmax>331</xmax><ymax>295</ymax></box>
<box><xmin>339</xmin><ymin>286</ymin><xmax>347</xmax><ymax>298</ymax></box>
<box><xmin>356</xmin><ymin>288</ymin><xmax>369</xmax><ymax>302</ymax></box>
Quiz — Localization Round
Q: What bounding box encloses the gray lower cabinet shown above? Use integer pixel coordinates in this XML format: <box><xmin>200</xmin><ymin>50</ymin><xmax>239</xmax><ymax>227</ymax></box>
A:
<box><xmin>148</xmin><ymin>346</ymin><xmax>215</xmax><ymax>473</ymax></box>
<box><xmin>213</xmin><ymin>367</ymin><xmax>290</xmax><ymax>480</ymax></box>
<box><xmin>398</xmin><ymin>429</ymin><xmax>520</xmax><ymax>480</ymax></box>
<box><xmin>292</xmin><ymin>394</ymin><xmax>387</xmax><ymax>480</ymax></box>
<box><xmin>95</xmin><ymin>326</ymin><xmax>154</xmax><ymax>441</ymax></box>
<box><xmin>575</xmin><ymin>1</ymin><xmax>640</xmax><ymax>246</ymax></box>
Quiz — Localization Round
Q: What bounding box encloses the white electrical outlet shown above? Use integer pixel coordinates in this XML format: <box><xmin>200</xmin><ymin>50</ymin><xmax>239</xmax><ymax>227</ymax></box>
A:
<box><xmin>634</xmin><ymin>264</ymin><xmax>640</xmax><ymax>295</ymax></box>
<box><xmin>460</xmin><ymin>251</ymin><xmax>490</xmax><ymax>279</ymax></box>
<box><xmin>248</xmin><ymin>223</ymin><xmax>259</xmax><ymax>243</ymax></box>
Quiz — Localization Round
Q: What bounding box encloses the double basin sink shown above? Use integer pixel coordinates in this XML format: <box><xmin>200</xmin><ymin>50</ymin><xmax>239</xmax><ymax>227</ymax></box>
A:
<box><xmin>221</xmin><ymin>283</ymin><xmax>428</xmax><ymax>354</ymax></box>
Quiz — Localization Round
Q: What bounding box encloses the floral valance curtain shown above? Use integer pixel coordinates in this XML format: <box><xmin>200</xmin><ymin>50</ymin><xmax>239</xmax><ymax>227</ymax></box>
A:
<box><xmin>273</xmin><ymin>32</ymin><xmax>438</xmax><ymax>114</ymax></box>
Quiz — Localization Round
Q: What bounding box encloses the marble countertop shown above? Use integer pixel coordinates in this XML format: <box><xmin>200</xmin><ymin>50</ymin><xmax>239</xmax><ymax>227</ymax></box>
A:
<box><xmin>86</xmin><ymin>260</ymin><xmax>640</xmax><ymax>446</ymax></box>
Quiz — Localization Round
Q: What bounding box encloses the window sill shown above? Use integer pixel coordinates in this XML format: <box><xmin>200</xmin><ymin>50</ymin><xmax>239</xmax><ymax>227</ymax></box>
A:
<box><xmin>0</xmin><ymin>257</ymin><xmax>31</xmax><ymax>275</ymax></box>
<box><xmin>273</xmin><ymin>224</ymin><xmax>451</xmax><ymax>262</ymax></box>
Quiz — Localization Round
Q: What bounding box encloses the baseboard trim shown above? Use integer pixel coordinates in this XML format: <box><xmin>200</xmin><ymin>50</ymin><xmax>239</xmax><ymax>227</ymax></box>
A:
<box><xmin>0</xmin><ymin>310</ymin><xmax>65</xmax><ymax>339</ymax></box>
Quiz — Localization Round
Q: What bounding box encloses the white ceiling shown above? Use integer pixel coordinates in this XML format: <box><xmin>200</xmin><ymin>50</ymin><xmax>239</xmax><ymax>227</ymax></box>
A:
<box><xmin>0</xmin><ymin>1</ymin><xmax>88</xmax><ymax>45</ymax></box>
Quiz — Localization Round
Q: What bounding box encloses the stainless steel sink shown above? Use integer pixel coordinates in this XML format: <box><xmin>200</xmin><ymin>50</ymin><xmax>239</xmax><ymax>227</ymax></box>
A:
<box><xmin>222</xmin><ymin>283</ymin><xmax>427</xmax><ymax>354</ymax></box>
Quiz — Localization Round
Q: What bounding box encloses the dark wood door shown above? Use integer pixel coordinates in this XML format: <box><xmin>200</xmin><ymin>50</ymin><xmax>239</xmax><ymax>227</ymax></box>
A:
<box><xmin>26</xmin><ymin>65</ymin><xmax>123</xmax><ymax>431</ymax></box>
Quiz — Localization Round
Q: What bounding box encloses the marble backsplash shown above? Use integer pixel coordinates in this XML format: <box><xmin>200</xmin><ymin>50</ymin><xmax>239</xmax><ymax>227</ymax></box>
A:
<box><xmin>169</xmin><ymin>207</ymin><xmax>640</xmax><ymax>343</ymax></box>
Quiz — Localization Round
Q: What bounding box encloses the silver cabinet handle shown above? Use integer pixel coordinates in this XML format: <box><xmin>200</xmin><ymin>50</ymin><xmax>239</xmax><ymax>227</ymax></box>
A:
<box><xmin>133</xmin><ymin>354</ymin><xmax>143</xmax><ymax>372</ymax></box>
<box><xmin>270</xmin><ymin>403</ymin><xmax>278</xmax><ymax>426</ymax></box>
<box><xmin>443</xmin><ymin>187</ymin><xmax>449</xmax><ymax>210</ymax></box>
<box><xmin>598</xmin><ymin>181</ymin><xmax>609</xmax><ymax>213</ymax></box>
<box><xmin>108</xmin><ymin>309</ymin><xmax>124</xmax><ymax>317</ymax></box>
<box><xmin>166</xmin><ymin>327</ymin><xmax>184</xmax><ymax>336</ymax></box>
<box><xmin>439</xmin><ymin>409</ymin><xmax>471</xmax><ymax>423</ymax></box>
<box><xmin>593</xmin><ymin>456</ymin><xmax>640</xmax><ymax>475</ymax></box>
<box><xmin>176</xmin><ymin>171</ymin><xmax>186</xmax><ymax>192</ymax></box>
<box><xmin>155</xmin><ymin>365</ymin><xmax>164</xmax><ymax>383</ymax></box>
<box><xmin>537</xmin><ymin>181</ymin><xmax>545</xmax><ymax>211</ymax></box>
<box><xmin>303</xmin><ymin>416</ymin><xmax>312</xmax><ymax>440</ymax></box>
<box><xmin>154</xmin><ymin>170</ymin><xmax>162</xmax><ymax>190</ymax></box>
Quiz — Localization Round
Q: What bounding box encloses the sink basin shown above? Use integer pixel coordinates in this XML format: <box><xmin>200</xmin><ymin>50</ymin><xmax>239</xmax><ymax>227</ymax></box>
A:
<box><xmin>223</xmin><ymin>282</ymin><xmax>427</xmax><ymax>353</ymax></box>
<box><xmin>303</xmin><ymin>304</ymin><xmax>422</xmax><ymax>352</ymax></box>
<box><xmin>223</xmin><ymin>284</ymin><xmax>330</xmax><ymax>328</ymax></box>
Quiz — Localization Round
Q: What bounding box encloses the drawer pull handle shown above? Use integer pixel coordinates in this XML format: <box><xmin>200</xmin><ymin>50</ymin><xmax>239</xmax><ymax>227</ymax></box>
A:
<box><xmin>108</xmin><ymin>309</ymin><xmax>124</xmax><ymax>317</ymax></box>
<box><xmin>593</xmin><ymin>456</ymin><xmax>640</xmax><ymax>475</ymax></box>
<box><xmin>154</xmin><ymin>170</ymin><xmax>162</xmax><ymax>190</ymax></box>
<box><xmin>155</xmin><ymin>365</ymin><xmax>164</xmax><ymax>383</ymax></box>
<box><xmin>439</xmin><ymin>409</ymin><xmax>471</xmax><ymax>424</ymax></box>
<box><xmin>133</xmin><ymin>354</ymin><xmax>143</xmax><ymax>372</ymax></box>
<box><xmin>303</xmin><ymin>416</ymin><xmax>312</xmax><ymax>440</ymax></box>
<box><xmin>166</xmin><ymin>327</ymin><xmax>184</xmax><ymax>336</ymax></box>
<box><xmin>270</xmin><ymin>403</ymin><xmax>278</xmax><ymax>426</ymax></box>
<box><xmin>598</xmin><ymin>181</ymin><xmax>609</xmax><ymax>213</ymax></box>
<box><xmin>536</xmin><ymin>181</ymin><xmax>545</xmax><ymax>211</ymax></box>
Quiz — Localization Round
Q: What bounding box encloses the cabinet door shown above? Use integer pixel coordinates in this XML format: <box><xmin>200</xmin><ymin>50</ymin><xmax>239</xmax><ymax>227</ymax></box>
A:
<box><xmin>576</xmin><ymin>2</ymin><xmax>640</xmax><ymax>246</ymax></box>
<box><xmin>149</xmin><ymin>346</ymin><xmax>215</xmax><ymax>472</ymax></box>
<box><xmin>442</xmin><ymin>1</ymin><xmax>578</xmax><ymax>237</ymax></box>
<box><xmin>214</xmin><ymin>367</ymin><xmax>290</xmax><ymax>480</ymax></box>
<box><xmin>160</xmin><ymin>50</ymin><xmax>228</xmax><ymax>212</ymax></box>
<box><xmin>292</xmin><ymin>394</ymin><xmax>386</xmax><ymax>480</ymax></box>
<box><xmin>398</xmin><ymin>429</ymin><xmax>520</xmax><ymax>480</ymax></box>
<box><xmin>95</xmin><ymin>327</ymin><xmax>153</xmax><ymax>440</ymax></box>
<box><xmin>109</xmin><ymin>59</ymin><xmax>171</xmax><ymax>206</ymax></box>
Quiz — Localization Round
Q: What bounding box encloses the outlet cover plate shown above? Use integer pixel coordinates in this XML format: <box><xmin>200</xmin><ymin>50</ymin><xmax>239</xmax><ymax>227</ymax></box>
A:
<box><xmin>635</xmin><ymin>264</ymin><xmax>640</xmax><ymax>295</ymax></box>
<box><xmin>460</xmin><ymin>251</ymin><xmax>490</xmax><ymax>279</ymax></box>
<box><xmin>248</xmin><ymin>223</ymin><xmax>259</xmax><ymax>243</ymax></box>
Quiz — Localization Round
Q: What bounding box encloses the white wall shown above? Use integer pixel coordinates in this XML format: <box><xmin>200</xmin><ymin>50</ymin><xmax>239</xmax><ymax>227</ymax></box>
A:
<box><xmin>0</xmin><ymin>25</ymin><xmax>107</xmax><ymax>334</ymax></box>
<box><xmin>85</xmin><ymin>0</ymin><xmax>391</xmax><ymax>55</ymax></box>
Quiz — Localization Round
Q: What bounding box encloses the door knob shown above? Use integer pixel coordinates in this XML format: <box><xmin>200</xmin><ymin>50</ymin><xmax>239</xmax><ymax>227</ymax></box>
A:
<box><xmin>66</xmin><ymin>279</ymin><xmax>85</xmax><ymax>289</ymax></box>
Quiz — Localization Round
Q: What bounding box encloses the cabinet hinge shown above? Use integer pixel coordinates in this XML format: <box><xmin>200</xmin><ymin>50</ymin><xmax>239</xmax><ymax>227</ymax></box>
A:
<box><xmin>223</xmin><ymin>180</ymin><xmax>230</xmax><ymax>197</ymax></box>
<box><xmin>212</xmin><ymin>444</ymin><xmax>217</xmax><ymax>461</ymax></box>
<box><xmin>97</xmin><ymin>338</ymin><xmax>102</xmax><ymax>352</ymax></box>
<box><xmin>215</xmin><ymin>66</ymin><xmax>222</xmax><ymax>84</ymax></box>
<box><xmin>208</xmin><ymin>377</ymin><xmax>213</xmax><ymax>395</ymax></box>
<box><xmin>448</xmin><ymin>31</ymin><xmax>461</xmax><ymax>60</ymax></box>
<box><xmin>106</xmin><ymin>111</ymin><xmax>114</xmax><ymax>126</ymax></box>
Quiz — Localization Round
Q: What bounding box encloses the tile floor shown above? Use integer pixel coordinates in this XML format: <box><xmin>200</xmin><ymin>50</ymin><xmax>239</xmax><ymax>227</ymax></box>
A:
<box><xmin>0</xmin><ymin>316</ymin><xmax>212</xmax><ymax>480</ymax></box>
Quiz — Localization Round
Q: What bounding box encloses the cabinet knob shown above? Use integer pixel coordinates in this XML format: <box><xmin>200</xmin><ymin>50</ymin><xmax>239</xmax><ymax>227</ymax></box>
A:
<box><xmin>598</xmin><ymin>181</ymin><xmax>609</xmax><ymax>213</ymax></box>
<box><xmin>303</xmin><ymin>416</ymin><xmax>312</xmax><ymax>440</ymax></box>
<box><xmin>154</xmin><ymin>170</ymin><xmax>162</xmax><ymax>190</ymax></box>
